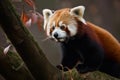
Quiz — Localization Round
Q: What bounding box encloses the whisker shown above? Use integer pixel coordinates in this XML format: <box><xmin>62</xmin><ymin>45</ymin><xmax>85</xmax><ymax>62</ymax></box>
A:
<box><xmin>42</xmin><ymin>37</ymin><xmax>51</xmax><ymax>41</ymax></box>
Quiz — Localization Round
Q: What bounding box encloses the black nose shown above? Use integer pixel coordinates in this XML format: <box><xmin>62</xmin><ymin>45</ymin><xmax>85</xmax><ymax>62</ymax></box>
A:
<box><xmin>54</xmin><ymin>32</ymin><xmax>58</xmax><ymax>38</ymax></box>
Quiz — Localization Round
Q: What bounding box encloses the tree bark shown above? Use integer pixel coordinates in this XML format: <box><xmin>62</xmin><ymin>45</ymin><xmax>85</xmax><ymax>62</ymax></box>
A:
<box><xmin>0</xmin><ymin>47</ymin><xmax>35</xmax><ymax>80</ymax></box>
<box><xmin>0</xmin><ymin>74</ymin><xmax>5</xmax><ymax>80</ymax></box>
<box><xmin>0</xmin><ymin>0</ymin><xmax>61</xmax><ymax>80</ymax></box>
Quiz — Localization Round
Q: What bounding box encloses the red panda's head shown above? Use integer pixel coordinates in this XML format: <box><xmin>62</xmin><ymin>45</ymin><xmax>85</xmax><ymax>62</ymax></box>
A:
<box><xmin>42</xmin><ymin>6</ymin><xmax>86</xmax><ymax>42</ymax></box>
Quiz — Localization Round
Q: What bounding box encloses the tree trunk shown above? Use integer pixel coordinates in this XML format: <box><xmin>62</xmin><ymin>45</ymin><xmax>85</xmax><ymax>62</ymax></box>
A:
<box><xmin>0</xmin><ymin>47</ymin><xmax>35</xmax><ymax>80</ymax></box>
<box><xmin>0</xmin><ymin>0</ymin><xmax>61</xmax><ymax>80</ymax></box>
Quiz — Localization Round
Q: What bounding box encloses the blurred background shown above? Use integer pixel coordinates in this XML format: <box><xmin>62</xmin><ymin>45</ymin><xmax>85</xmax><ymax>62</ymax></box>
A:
<box><xmin>0</xmin><ymin>0</ymin><xmax>120</xmax><ymax>66</ymax></box>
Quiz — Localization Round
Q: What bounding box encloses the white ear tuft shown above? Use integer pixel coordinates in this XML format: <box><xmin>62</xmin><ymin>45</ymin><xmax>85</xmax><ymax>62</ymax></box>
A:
<box><xmin>43</xmin><ymin>9</ymin><xmax>53</xmax><ymax>20</ymax></box>
<box><xmin>42</xmin><ymin>9</ymin><xmax>53</xmax><ymax>29</ymax></box>
<box><xmin>70</xmin><ymin>6</ymin><xmax>86</xmax><ymax>24</ymax></box>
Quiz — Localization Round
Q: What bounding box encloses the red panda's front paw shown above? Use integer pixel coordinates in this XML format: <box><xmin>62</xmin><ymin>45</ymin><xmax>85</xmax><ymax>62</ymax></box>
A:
<box><xmin>56</xmin><ymin>64</ymin><xmax>63</xmax><ymax>70</ymax></box>
<box><xmin>56</xmin><ymin>64</ymin><xmax>69</xmax><ymax>71</ymax></box>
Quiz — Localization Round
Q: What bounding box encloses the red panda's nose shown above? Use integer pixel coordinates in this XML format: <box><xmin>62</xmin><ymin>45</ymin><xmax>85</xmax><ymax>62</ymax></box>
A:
<box><xmin>54</xmin><ymin>32</ymin><xmax>58</xmax><ymax>38</ymax></box>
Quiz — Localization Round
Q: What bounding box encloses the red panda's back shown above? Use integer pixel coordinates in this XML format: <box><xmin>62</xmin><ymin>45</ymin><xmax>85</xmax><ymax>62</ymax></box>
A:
<box><xmin>87</xmin><ymin>22</ymin><xmax>120</xmax><ymax>62</ymax></box>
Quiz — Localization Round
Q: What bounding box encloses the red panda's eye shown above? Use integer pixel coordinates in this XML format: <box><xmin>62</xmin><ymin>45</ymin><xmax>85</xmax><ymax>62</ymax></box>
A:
<box><xmin>60</xmin><ymin>25</ymin><xmax>65</xmax><ymax>30</ymax></box>
<box><xmin>52</xmin><ymin>26</ymin><xmax>55</xmax><ymax>30</ymax></box>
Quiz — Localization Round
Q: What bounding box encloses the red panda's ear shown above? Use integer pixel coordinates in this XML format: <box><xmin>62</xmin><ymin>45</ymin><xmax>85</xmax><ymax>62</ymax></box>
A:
<box><xmin>70</xmin><ymin>6</ymin><xmax>86</xmax><ymax>24</ymax></box>
<box><xmin>42</xmin><ymin>9</ymin><xmax>53</xmax><ymax>30</ymax></box>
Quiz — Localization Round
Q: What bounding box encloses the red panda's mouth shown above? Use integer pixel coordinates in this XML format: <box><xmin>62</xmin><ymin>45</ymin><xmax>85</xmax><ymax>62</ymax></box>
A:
<box><xmin>58</xmin><ymin>38</ymin><xmax>66</xmax><ymax>42</ymax></box>
<box><xmin>53</xmin><ymin>37</ymin><xmax>67</xmax><ymax>42</ymax></box>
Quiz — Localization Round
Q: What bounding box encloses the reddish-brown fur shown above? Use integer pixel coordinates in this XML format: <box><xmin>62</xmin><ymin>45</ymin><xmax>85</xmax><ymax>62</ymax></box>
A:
<box><xmin>86</xmin><ymin>22</ymin><xmax>120</xmax><ymax>62</ymax></box>
<box><xmin>49</xmin><ymin>8</ymin><xmax>75</xmax><ymax>27</ymax></box>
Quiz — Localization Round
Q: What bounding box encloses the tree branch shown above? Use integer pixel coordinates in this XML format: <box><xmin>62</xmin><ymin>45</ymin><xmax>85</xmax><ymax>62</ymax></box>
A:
<box><xmin>0</xmin><ymin>47</ymin><xmax>35</xmax><ymax>80</ymax></box>
<box><xmin>0</xmin><ymin>0</ymin><xmax>61</xmax><ymax>80</ymax></box>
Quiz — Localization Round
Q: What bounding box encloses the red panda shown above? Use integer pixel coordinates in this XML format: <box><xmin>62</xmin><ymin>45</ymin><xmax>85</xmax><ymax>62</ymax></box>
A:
<box><xmin>42</xmin><ymin>6</ymin><xmax>120</xmax><ymax>78</ymax></box>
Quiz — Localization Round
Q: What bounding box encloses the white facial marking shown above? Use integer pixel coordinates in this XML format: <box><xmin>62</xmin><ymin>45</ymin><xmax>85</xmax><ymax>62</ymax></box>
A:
<box><xmin>59</xmin><ymin>21</ymin><xmax>63</xmax><ymax>26</ymax></box>
<box><xmin>59</xmin><ymin>21</ymin><xmax>66</xmax><ymax>27</ymax></box>
<box><xmin>52</xmin><ymin>27</ymin><xmax>67</xmax><ymax>40</ymax></box>
<box><xmin>67</xmin><ymin>23</ymin><xmax>77</xmax><ymax>36</ymax></box>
